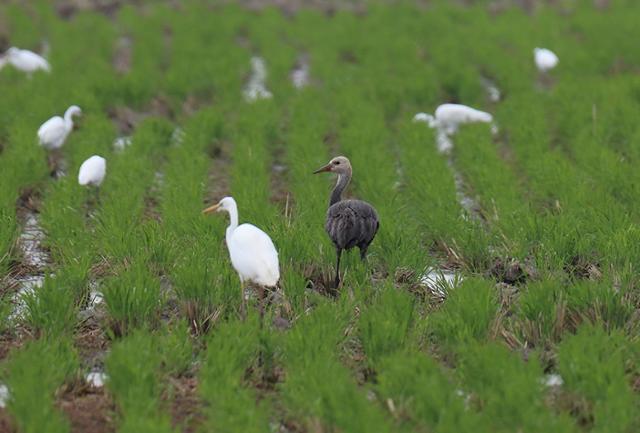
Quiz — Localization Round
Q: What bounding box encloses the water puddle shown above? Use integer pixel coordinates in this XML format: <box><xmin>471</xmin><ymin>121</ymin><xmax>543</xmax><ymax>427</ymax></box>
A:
<box><xmin>542</xmin><ymin>373</ymin><xmax>563</xmax><ymax>387</ymax></box>
<box><xmin>170</xmin><ymin>127</ymin><xmax>185</xmax><ymax>146</ymax></box>
<box><xmin>290</xmin><ymin>55</ymin><xmax>310</xmax><ymax>89</ymax></box>
<box><xmin>9</xmin><ymin>210</ymin><xmax>50</xmax><ymax>322</ymax></box>
<box><xmin>86</xmin><ymin>371</ymin><xmax>107</xmax><ymax>388</ymax></box>
<box><xmin>420</xmin><ymin>266</ymin><xmax>464</xmax><ymax>300</ymax></box>
<box><xmin>9</xmin><ymin>276</ymin><xmax>44</xmax><ymax>322</ymax></box>
<box><xmin>20</xmin><ymin>214</ymin><xmax>48</xmax><ymax>268</ymax></box>
<box><xmin>113</xmin><ymin>136</ymin><xmax>132</xmax><ymax>152</ymax></box>
<box><xmin>243</xmin><ymin>56</ymin><xmax>273</xmax><ymax>102</ymax></box>
<box><xmin>481</xmin><ymin>77</ymin><xmax>501</xmax><ymax>102</ymax></box>
<box><xmin>448</xmin><ymin>161</ymin><xmax>481</xmax><ymax>218</ymax></box>
<box><xmin>0</xmin><ymin>383</ymin><xmax>9</xmax><ymax>408</ymax></box>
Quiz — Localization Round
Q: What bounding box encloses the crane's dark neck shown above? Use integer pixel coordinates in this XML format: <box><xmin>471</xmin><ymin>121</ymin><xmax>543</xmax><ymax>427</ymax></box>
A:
<box><xmin>330</xmin><ymin>170</ymin><xmax>351</xmax><ymax>207</ymax></box>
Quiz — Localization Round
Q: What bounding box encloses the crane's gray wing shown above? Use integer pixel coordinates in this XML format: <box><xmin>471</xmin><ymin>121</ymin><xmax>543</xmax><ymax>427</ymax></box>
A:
<box><xmin>326</xmin><ymin>200</ymin><xmax>379</xmax><ymax>249</ymax></box>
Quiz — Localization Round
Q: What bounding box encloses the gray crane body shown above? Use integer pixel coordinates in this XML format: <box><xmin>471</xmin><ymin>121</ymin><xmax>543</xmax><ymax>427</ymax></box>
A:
<box><xmin>314</xmin><ymin>156</ymin><xmax>380</xmax><ymax>288</ymax></box>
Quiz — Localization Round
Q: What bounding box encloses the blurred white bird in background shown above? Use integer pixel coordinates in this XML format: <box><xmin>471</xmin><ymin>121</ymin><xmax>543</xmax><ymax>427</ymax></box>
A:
<box><xmin>3</xmin><ymin>47</ymin><xmax>50</xmax><ymax>75</ymax></box>
<box><xmin>534</xmin><ymin>47</ymin><xmax>559</xmax><ymax>73</ymax></box>
<box><xmin>414</xmin><ymin>104</ymin><xmax>496</xmax><ymax>153</ymax></box>
<box><xmin>202</xmin><ymin>196</ymin><xmax>280</xmax><ymax>318</ymax></box>
<box><xmin>78</xmin><ymin>156</ymin><xmax>107</xmax><ymax>187</ymax></box>
<box><xmin>414</xmin><ymin>104</ymin><xmax>494</xmax><ymax>135</ymax></box>
<box><xmin>38</xmin><ymin>105</ymin><xmax>82</xmax><ymax>150</ymax></box>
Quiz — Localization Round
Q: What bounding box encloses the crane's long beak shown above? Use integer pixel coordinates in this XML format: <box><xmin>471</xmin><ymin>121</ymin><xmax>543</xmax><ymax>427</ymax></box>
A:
<box><xmin>202</xmin><ymin>203</ymin><xmax>221</xmax><ymax>214</ymax></box>
<box><xmin>313</xmin><ymin>163</ymin><xmax>332</xmax><ymax>174</ymax></box>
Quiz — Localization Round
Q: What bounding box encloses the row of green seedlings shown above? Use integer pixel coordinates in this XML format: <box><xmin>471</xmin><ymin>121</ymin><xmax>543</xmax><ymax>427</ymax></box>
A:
<box><xmin>0</xmin><ymin>8</ymin><xmax>119</xmax><ymax>329</ymax></box>
<box><xmin>357</xmin><ymin>280</ymin><xmax>640</xmax><ymax>432</ymax></box>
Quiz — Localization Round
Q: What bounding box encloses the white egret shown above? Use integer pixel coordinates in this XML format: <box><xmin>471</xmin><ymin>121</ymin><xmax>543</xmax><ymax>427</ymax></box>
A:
<box><xmin>414</xmin><ymin>103</ymin><xmax>494</xmax><ymax>135</ymax></box>
<box><xmin>202</xmin><ymin>197</ymin><xmax>280</xmax><ymax>317</ymax></box>
<box><xmin>534</xmin><ymin>48</ymin><xmax>558</xmax><ymax>73</ymax></box>
<box><xmin>4</xmin><ymin>47</ymin><xmax>50</xmax><ymax>75</ymax></box>
<box><xmin>38</xmin><ymin>106</ymin><xmax>82</xmax><ymax>150</ymax></box>
<box><xmin>78</xmin><ymin>156</ymin><xmax>106</xmax><ymax>187</ymax></box>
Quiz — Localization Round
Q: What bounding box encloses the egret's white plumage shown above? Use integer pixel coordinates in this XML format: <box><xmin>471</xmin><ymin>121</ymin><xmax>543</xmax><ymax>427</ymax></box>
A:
<box><xmin>534</xmin><ymin>47</ymin><xmax>558</xmax><ymax>72</ymax></box>
<box><xmin>203</xmin><ymin>197</ymin><xmax>280</xmax><ymax>287</ymax></box>
<box><xmin>414</xmin><ymin>104</ymin><xmax>493</xmax><ymax>135</ymax></box>
<box><xmin>4</xmin><ymin>47</ymin><xmax>50</xmax><ymax>74</ymax></box>
<box><xmin>78</xmin><ymin>156</ymin><xmax>106</xmax><ymax>187</ymax></box>
<box><xmin>38</xmin><ymin>106</ymin><xmax>82</xmax><ymax>150</ymax></box>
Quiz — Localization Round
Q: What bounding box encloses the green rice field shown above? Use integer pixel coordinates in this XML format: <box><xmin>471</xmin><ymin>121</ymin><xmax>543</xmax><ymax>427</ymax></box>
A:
<box><xmin>1</xmin><ymin>1</ymin><xmax>640</xmax><ymax>432</ymax></box>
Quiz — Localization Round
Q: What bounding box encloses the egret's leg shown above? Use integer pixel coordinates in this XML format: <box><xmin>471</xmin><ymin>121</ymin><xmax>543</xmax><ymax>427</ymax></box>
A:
<box><xmin>257</xmin><ymin>285</ymin><xmax>265</xmax><ymax>327</ymax></box>
<box><xmin>335</xmin><ymin>248</ymin><xmax>342</xmax><ymax>288</ymax></box>
<box><xmin>240</xmin><ymin>281</ymin><xmax>247</xmax><ymax>320</ymax></box>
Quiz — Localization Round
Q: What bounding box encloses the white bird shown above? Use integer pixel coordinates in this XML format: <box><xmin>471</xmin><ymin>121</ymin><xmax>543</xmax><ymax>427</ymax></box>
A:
<box><xmin>78</xmin><ymin>156</ymin><xmax>106</xmax><ymax>187</ymax></box>
<box><xmin>534</xmin><ymin>48</ymin><xmax>558</xmax><ymax>73</ymax></box>
<box><xmin>38</xmin><ymin>106</ymin><xmax>82</xmax><ymax>150</ymax></box>
<box><xmin>4</xmin><ymin>47</ymin><xmax>50</xmax><ymax>75</ymax></box>
<box><xmin>414</xmin><ymin>104</ymin><xmax>493</xmax><ymax>135</ymax></box>
<box><xmin>202</xmin><ymin>196</ymin><xmax>280</xmax><ymax>316</ymax></box>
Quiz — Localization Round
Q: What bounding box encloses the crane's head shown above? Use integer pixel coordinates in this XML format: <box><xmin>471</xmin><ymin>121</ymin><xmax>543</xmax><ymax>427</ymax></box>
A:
<box><xmin>6</xmin><ymin>47</ymin><xmax>19</xmax><ymax>57</ymax></box>
<box><xmin>202</xmin><ymin>196</ymin><xmax>236</xmax><ymax>215</ymax></box>
<box><xmin>313</xmin><ymin>156</ymin><xmax>352</xmax><ymax>175</ymax></box>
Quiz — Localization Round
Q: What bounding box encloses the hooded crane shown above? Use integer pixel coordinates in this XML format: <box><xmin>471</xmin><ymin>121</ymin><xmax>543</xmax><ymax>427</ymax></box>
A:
<box><xmin>314</xmin><ymin>156</ymin><xmax>379</xmax><ymax>288</ymax></box>
<box><xmin>38</xmin><ymin>106</ymin><xmax>82</xmax><ymax>150</ymax></box>
<box><xmin>202</xmin><ymin>197</ymin><xmax>280</xmax><ymax>317</ymax></box>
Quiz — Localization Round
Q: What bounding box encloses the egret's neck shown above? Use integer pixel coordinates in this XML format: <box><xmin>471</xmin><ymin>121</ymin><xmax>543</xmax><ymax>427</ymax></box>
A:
<box><xmin>63</xmin><ymin>109</ymin><xmax>77</xmax><ymax>130</ymax></box>
<box><xmin>330</xmin><ymin>170</ymin><xmax>351</xmax><ymax>207</ymax></box>
<box><xmin>226</xmin><ymin>202</ymin><xmax>239</xmax><ymax>233</ymax></box>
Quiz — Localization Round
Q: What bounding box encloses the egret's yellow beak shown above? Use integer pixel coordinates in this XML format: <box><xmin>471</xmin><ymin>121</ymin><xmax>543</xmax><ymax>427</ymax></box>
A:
<box><xmin>313</xmin><ymin>163</ymin><xmax>332</xmax><ymax>174</ymax></box>
<box><xmin>202</xmin><ymin>203</ymin><xmax>221</xmax><ymax>214</ymax></box>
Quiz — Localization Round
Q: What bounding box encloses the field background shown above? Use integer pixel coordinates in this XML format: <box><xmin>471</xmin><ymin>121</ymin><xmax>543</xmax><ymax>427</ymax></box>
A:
<box><xmin>1</xmin><ymin>0</ymin><xmax>640</xmax><ymax>432</ymax></box>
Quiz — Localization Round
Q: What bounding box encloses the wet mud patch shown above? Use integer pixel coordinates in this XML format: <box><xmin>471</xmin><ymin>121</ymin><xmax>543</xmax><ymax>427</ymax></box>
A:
<box><xmin>75</xmin><ymin>316</ymin><xmax>109</xmax><ymax>370</ymax></box>
<box><xmin>205</xmin><ymin>140</ymin><xmax>232</xmax><ymax>203</ymax></box>
<box><xmin>488</xmin><ymin>257</ymin><xmax>538</xmax><ymax>285</ymax></box>
<box><xmin>0</xmin><ymin>409</ymin><xmax>15</xmax><ymax>433</ymax></box>
<box><xmin>0</xmin><ymin>330</ymin><xmax>28</xmax><ymax>362</ymax></box>
<box><xmin>290</xmin><ymin>54</ymin><xmax>310</xmax><ymax>89</ymax></box>
<box><xmin>165</xmin><ymin>376</ymin><xmax>204</xmax><ymax>433</ymax></box>
<box><xmin>58</xmin><ymin>381</ymin><xmax>115</xmax><ymax>433</ymax></box>
<box><xmin>143</xmin><ymin>170</ymin><xmax>165</xmax><ymax>222</ymax></box>
<box><xmin>56</xmin><ymin>0</ymin><xmax>122</xmax><ymax>20</ymax></box>
<box><xmin>113</xmin><ymin>35</ymin><xmax>132</xmax><ymax>74</ymax></box>
<box><xmin>564</xmin><ymin>255</ymin><xmax>602</xmax><ymax>281</ymax></box>
<box><xmin>182</xmin><ymin>90</ymin><xmax>214</xmax><ymax>117</ymax></box>
<box><xmin>270</xmin><ymin>141</ymin><xmax>293</xmax><ymax>220</ymax></box>
<box><xmin>108</xmin><ymin>95</ymin><xmax>174</xmax><ymax>135</ymax></box>
<box><xmin>303</xmin><ymin>265</ymin><xmax>339</xmax><ymax>298</ymax></box>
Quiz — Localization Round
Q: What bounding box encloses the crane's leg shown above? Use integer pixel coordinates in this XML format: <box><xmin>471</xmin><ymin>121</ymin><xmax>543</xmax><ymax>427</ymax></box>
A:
<box><xmin>334</xmin><ymin>248</ymin><xmax>342</xmax><ymax>288</ymax></box>
<box><xmin>359</xmin><ymin>246</ymin><xmax>368</xmax><ymax>261</ymax></box>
